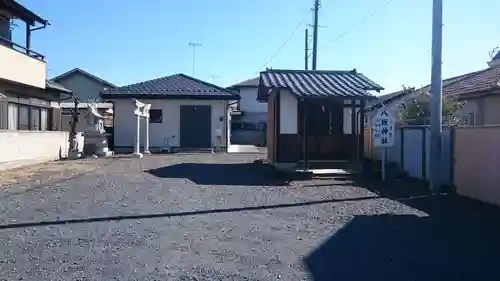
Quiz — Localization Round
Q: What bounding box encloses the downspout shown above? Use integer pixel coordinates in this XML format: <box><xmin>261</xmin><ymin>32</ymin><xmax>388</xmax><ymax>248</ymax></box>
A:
<box><xmin>224</xmin><ymin>100</ymin><xmax>229</xmax><ymax>152</ymax></box>
<box><xmin>357</xmin><ymin>109</ymin><xmax>361</xmax><ymax>163</ymax></box>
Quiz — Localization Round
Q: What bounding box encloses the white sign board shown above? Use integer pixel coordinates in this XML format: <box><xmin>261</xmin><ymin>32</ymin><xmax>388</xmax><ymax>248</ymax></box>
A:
<box><xmin>372</xmin><ymin>107</ymin><xmax>395</xmax><ymax>147</ymax></box>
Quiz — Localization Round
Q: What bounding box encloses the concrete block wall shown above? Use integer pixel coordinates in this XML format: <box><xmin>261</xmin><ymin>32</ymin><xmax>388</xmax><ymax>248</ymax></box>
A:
<box><xmin>0</xmin><ymin>131</ymin><xmax>70</xmax><ymax>171</ymax></box>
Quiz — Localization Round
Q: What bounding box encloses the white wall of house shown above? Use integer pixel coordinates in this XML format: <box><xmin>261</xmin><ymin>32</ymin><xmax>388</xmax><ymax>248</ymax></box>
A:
<box><xmin>112</xmin><ymin>98</ymin><xmax>228</xmax><ymax>150</ymax></box>
<box><xmin>239</xmin><ymin>87</ymin><xmax>267</xmax><ymax>113</ymax></box>
<box><xmin>279</xmin><ymin>90</ymin><xmax>297</xmax><ymax>134</ymax></box>
<box><xmin>55</xmin><ymin>74</ymin><xmax>109</xmax><ymax>102</ymax></box>
<box><xmin>0</xmin><ymin>131</ymin><xmax>69</xmax><ymax>171</ymax></box>
<box><xmin>460</xmin><ymin>95</ymin><xmax>500</xmax><ymax>126</ymax></box>
<box><xmin>460</xmin><ymin>100</ymin><xmax>480</xmax><ymax>125</ymax></box>
<box><xmin>232</xmin><ymin>87</ymin><xmax>268</xmax><ymax>127</ymax></box>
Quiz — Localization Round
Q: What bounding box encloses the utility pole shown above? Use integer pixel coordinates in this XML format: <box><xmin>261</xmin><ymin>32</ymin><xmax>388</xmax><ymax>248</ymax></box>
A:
<box><xmin>311</xmin><ymin>0</ymin><xmax>320</xmax><ymax>70</ymax></box>
<box><xmin>429</xmin><ymin>0</ymin><xmax>443</xmax><ymax>193</ymax></box>
<box><xmin>305</xmin><ymin>29</ymin><xmax>309</xmax><ymax>70</ymax></box>
<box><xmin>188</xmin><ymin>41</ymin><xmax>202</xmax><ymax>77</ymax></box>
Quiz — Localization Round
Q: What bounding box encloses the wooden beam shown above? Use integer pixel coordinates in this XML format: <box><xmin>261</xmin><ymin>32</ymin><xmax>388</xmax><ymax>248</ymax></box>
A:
<box><xmin>359</xmin><ymin>99</ymin><xmax>366</xmax><ymax>163</ymax></box>
<box><xmin>351</xmin><ymin>99</ymin><xmax>357</xmax><ymax>163</ymax></box>
<box><xmin>302</xmin><ymin>100</ymin><xmax>309</xmax><ymax>170</ymax></box>
<box><xmin>275</xmin><ymin>90</ymin><xmax>281</xmax><ymax>162</ymax></box>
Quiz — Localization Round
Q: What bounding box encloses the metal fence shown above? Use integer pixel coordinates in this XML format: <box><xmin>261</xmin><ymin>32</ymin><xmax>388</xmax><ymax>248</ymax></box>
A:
<box><xmin>365</xmin><ymin>125</ymin><xmax>452</xmax><ymax>186</ymax></box>
<box><xmin>365</xmin><ymin>124</ymin><xmax>500</xmax><ymax>206</ymax></box>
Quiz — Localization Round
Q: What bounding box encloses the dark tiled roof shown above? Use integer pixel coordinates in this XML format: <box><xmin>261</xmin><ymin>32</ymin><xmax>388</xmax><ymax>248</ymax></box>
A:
<box><xmin>229</xmin><ymin>77</ymin><xmax>260</xmax><ymax>88</ymax></box>
<box><xmin>258</xmin><ymin>69</ymin><xmax>383</xmax><ymax>100</ymax></box>
<box><xmin>46</xmin><ymin>80</ymin><xmax>72</xmax><ymax>93</ymax></box>
<box><xmin>51</xmin><ymin>68</ymin><xmax>117</xmax><ymax>88</ymax></box>
<box><xmin>102</xmin><ymin>74</ymin><xmax>239</xmax><ymax>100</ymax></box>
<box><xmin>443</xmin><ymin>65</ymin><xmax>500</xmax><ymax>96</ymax></box>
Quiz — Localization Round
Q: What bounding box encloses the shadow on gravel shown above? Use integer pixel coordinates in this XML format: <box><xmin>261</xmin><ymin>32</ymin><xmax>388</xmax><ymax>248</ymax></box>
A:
<box><xmin>304</xmin><ymin>173</ymin><xmax>500</xmax><ymax>281</ymax></box>
<box><xmin>305</xmin><ymin>212</ymin><xmax>500</xmax><ymax>281</ymax></box>
<box><xmin>0</xmin><ymin>194</ymin><xmax>384</xmax><ymax>230</ymax></box>
<box><xmin>147</xmin><ymin>162</ymin><xmax>290</xmax><ymax>186</ymax></box>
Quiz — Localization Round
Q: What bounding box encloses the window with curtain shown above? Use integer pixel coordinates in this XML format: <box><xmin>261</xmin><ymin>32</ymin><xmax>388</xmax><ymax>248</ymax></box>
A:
<box><xmin>6</xmin><ymin>94</ymin><xmax>52</xmax><ymax>131</ymax></box>
<box><xmin>18</xmin><ymin>104</ymin><xmax>30</xmax><ymax>130</ymax></box>
<box><xmin>40</xmin><ymin>108</ymin><xmax>48</xmax><ymax>131</ymax></box>
<box><xmin>30</xmin><ymin>107</ymin><xmax>40</xmax><ymax>130</ymax></box>
<box><xmin>7</xmin><ymin>103</ymin><xmax>18</xmax><ymax>130</ymax></box>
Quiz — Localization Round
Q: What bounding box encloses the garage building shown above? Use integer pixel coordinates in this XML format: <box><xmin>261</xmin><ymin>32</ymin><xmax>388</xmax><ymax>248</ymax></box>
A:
<box><xmin>102</xmin><ymin>74</ymin><xmax>239</xmax><ymax>153</ymax></box>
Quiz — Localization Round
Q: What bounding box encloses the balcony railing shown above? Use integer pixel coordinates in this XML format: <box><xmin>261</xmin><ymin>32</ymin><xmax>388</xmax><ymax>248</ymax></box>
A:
<box><xmin>0</xmin><ymin>36</ymin><xmax>44</xmax><ymax>61</ymax></box>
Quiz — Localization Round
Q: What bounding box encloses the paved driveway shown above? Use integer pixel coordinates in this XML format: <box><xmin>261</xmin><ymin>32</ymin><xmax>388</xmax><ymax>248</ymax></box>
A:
<box><xmin>0</xmin><ymin>153</ymin><xmax>499</xmax><ymax>280</ymax></box>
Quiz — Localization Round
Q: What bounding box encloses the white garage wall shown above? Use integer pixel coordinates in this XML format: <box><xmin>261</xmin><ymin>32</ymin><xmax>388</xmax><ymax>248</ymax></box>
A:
<box><xmin>112</xmin><ymin>99</ymin><xmax>228</xmax><ymax>150</ymax></box>
<box><xmin>279</xmin><ymin>90</ymin><xmax>298</xmax><ymax>134</ymax></box>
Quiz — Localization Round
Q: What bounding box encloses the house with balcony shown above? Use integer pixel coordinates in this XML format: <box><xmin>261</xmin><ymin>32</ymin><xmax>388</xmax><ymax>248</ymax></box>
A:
<box><xmin>0</xmin><ymin>0</ymin><xmax>73</xmax><ymax>170</ymax></box>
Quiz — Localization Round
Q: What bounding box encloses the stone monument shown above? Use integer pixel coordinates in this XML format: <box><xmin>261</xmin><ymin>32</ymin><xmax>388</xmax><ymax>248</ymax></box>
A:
<box><xmin>83</xmin><ymin>103</ymin><xmax>113</xmax><ymax>157</ymax></box>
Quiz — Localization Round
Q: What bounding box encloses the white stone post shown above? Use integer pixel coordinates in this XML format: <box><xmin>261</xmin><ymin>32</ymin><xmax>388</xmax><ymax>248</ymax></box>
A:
<box><xmin>133</xmin><ymin>113</ymin><xmax>142</xmax><ymax>158</ymax></box>
<box><xmin>132</xmin><ymin>99</ymin><xmax>151</xmax><ymax>158</ymax></box>
<box><xmin>143</xmin><ymin>104</ymin><xmax>151</xmax><ymax>154</ymax></box>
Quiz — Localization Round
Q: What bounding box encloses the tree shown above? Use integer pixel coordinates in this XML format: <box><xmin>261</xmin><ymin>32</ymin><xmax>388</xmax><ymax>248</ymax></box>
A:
<box><xmin>68</xmin><ymin>95</ymin><xmax>80</xmax><ymax>151</ymax></box>
<box><xmin>397</xmin><ymin>86</ymin><xmax>466</xmax><ymax>126</ymax></box>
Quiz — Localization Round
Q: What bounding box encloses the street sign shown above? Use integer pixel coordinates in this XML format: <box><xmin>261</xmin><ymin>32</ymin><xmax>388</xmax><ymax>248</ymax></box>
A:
<box><xmin>372</xmin><ymin>107</ymin><xmax>395</xmax><ymax>147</ymax></box>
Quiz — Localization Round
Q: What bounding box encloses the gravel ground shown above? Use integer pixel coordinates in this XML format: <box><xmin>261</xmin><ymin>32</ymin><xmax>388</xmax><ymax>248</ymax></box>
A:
<box><xmin>0</xmin><ymin>153</ymin><xmax>499</xmax><ymax>281</ymax></box>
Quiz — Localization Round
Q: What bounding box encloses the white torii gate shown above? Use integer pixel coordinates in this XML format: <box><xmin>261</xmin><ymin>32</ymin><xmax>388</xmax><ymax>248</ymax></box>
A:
<box><xmin>133</xmin><ymin>99</ymin><xmax>151</xmax><ymax>158</ymax></box>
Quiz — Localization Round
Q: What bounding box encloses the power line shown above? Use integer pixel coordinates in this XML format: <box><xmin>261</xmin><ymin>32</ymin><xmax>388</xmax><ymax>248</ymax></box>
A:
<box><xmin>257</xmin><ymin>19</ymin><xmax>305</xmax><ymax>72</ymax></box>
<box><xmin>321</xmin><ymin>0</ymin><xmax>397</xmax><ymax>52</ymax></box>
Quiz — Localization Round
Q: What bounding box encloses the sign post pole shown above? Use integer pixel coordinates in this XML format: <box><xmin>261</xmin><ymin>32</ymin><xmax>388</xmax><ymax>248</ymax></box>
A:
<box><xmin>381</xmin><ymin>148</ymin><xmax>387</xmax><ymax>181</ymax></box>
<box><xmin>372</xmin><ymin>106</ymin><xmax>395</xmax><ymax>181</ymax></box>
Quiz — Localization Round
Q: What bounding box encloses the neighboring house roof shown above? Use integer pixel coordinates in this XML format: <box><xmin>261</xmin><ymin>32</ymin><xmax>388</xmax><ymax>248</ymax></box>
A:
<box><xmin>101</xmin><ymin>73</ymin><xmax>240</xmax><ymax>100</ymax></box>
<box><xmin>366</xmin><ymin>89</ymin><xmax>407</xmax><ymax>109</ymax></box>
<box><xmin>366</xmin><ymin>69</ymin><xmax>486</xmax><ymax>111</ymax></box>
<box><xmin>51</xmin><ymin>68</ymin><xmax>117</xmax><ymax>88</ymax></box>
<box><xmin>443</xmin><ymin>65</ymin><xmax>500</xmax><ymax>96</ymax></box>
<box><xmin>46</xmin><ymin>80</ymin><xmax>72</xmax><ymax>94</ymax></box>
<box><xmin>228</xmin><ymin>77</ymin><xmax>260</xmax><ymax>89</ymax></box>
<box><xmin>257</xmin><ymin>69</ymin><xmax>383</xmax><ymax>101</ymax></box>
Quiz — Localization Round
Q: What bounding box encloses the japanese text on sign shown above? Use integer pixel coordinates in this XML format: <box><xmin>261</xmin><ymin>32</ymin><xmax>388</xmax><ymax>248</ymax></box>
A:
<box><xmin>372</xmin><ymin>107</ymin><xmax>395</xmax><ymax>147</ymax></box>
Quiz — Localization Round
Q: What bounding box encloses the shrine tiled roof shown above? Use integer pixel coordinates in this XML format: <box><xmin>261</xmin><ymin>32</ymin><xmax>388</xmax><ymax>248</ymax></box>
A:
<box><xmin>257</xmin><ymin>69</ymin><xmax>383</xmax><ymax>101</ymax></box>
